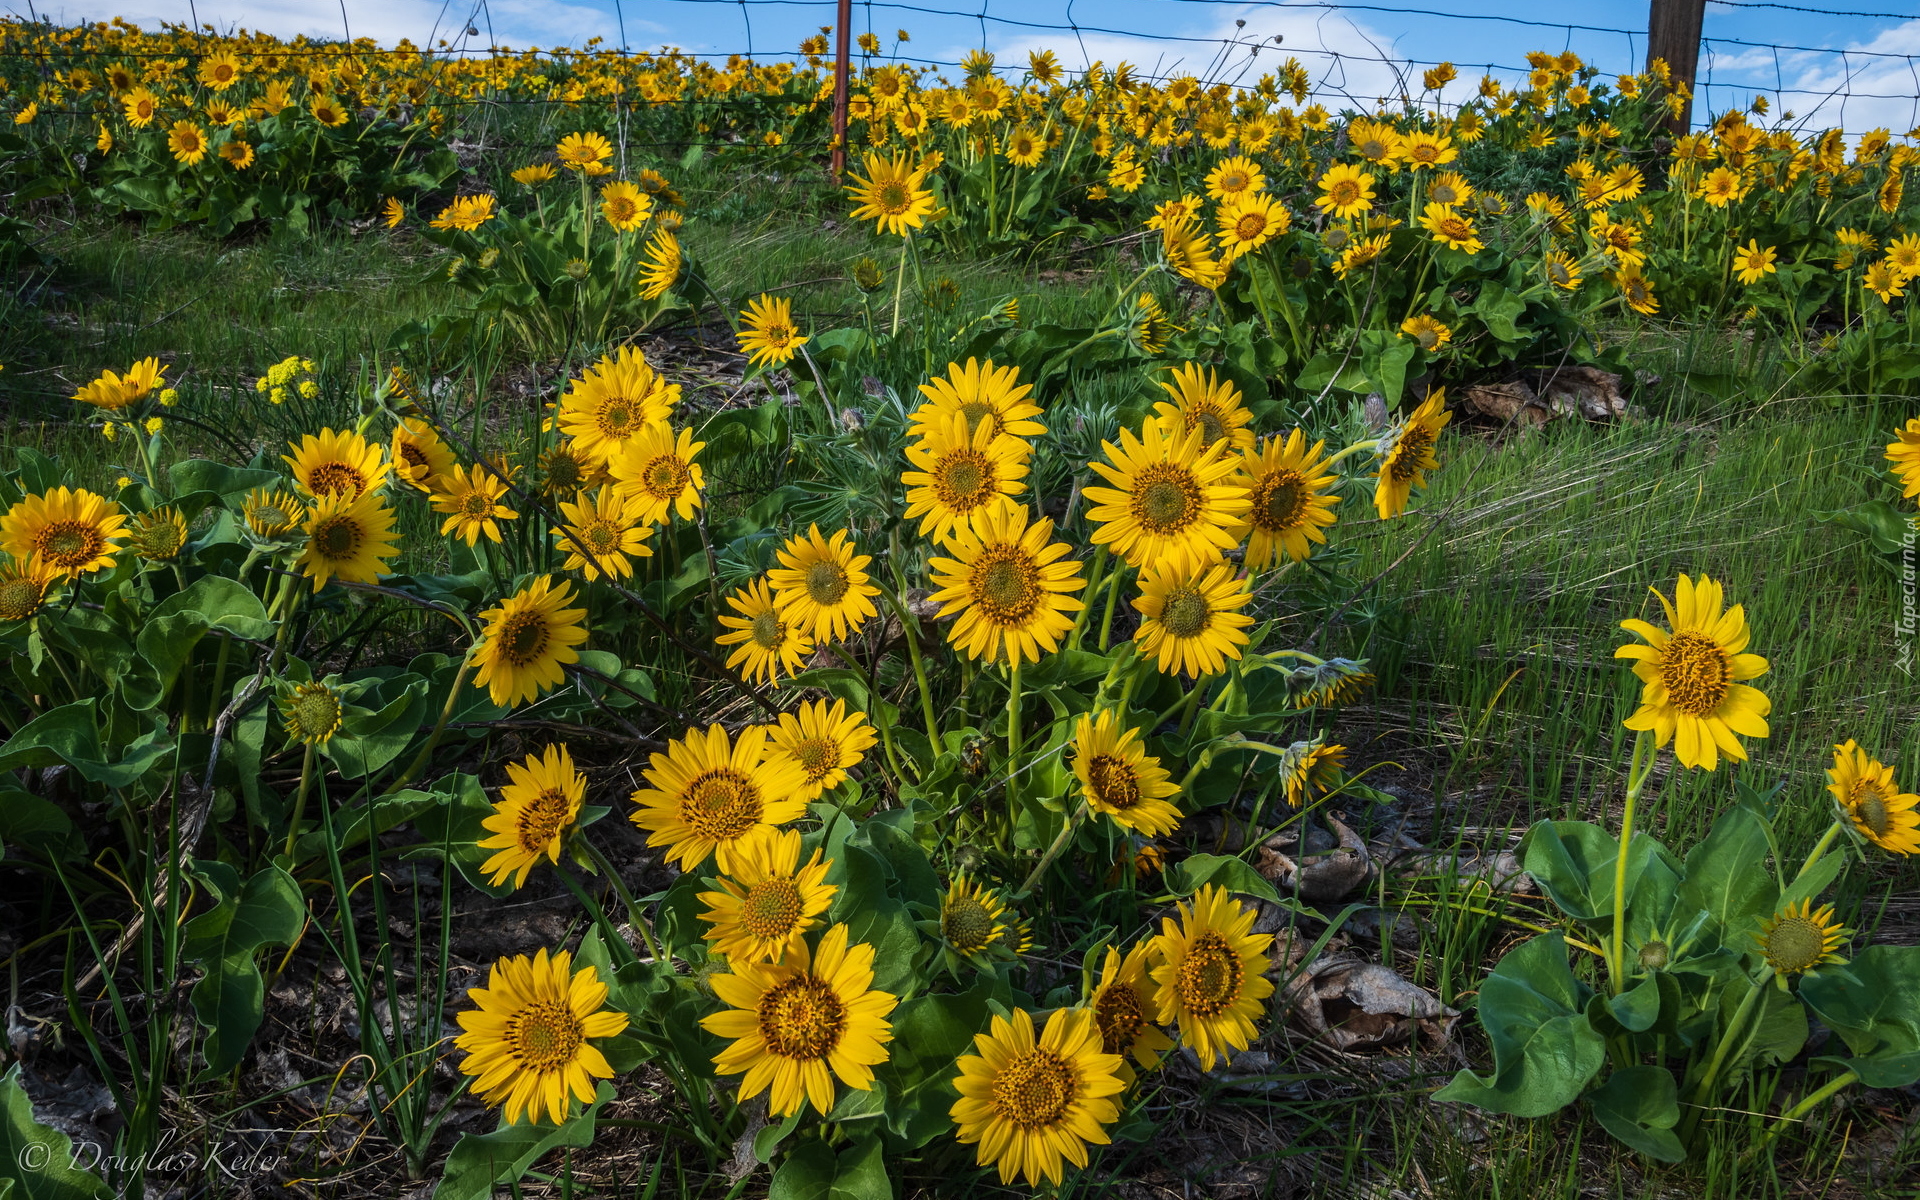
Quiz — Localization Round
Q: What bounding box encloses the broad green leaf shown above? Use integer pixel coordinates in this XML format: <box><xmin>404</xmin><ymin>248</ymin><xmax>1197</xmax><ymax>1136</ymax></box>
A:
<box><xmin>431</xmin><ymin>1082</ymin><xmax>612</xmax><ymax>1200</ymax></box>
<box><xmin>1674</xmin><ymin>805</ymin><xmax>1776</xmax><ymax>947</ymax></box>
<box><xmin>167</xmin><ymin>460</ymin><xmax>283</xmax><ymax>506</ymax></box>
<box><xmin>1801</xmin><ymin>945</ymin><xmax>1920</xmax><ymax>1087</ymax></box>
<box><xmin>1587</xmin><ymin>1065</ymin><xmax>1684</xmax><ymax>1162</ymax></box>
<box><xmin>1606</xmin><ymin>973</ymin><xmax>1665</xmax><ymax>1033</ymax></box>
<box><xmin>1436</xmin><ymin>935</ymin><xmax>1605</xmax><ymax>1117</ymax></box>
<box><xmin>0</xmin><ymin>702</ymin><xmax>173</xmax><ymax>788</ymax></box>
<box><xmin>0</xmin><ymin>1064</ymin><xmax>111</xmax><ymax>1200</ymax></box>
<box><xmin>407</xmin><ymin>774</ymin><xmax>516</xmax><ymax>898</ymax></box>
<box><xmin>181</xmin><ymin>863</ymin><xmax>306</xmax><ymax>1076</ymax></box>
<box><xmin>1520</xmin><ymin>820</ymin><xmax>1666</xmax><ymax>924</ymax></box>
<box><xmin>1162</xmin><ymin>853</ymin><xmax>1281</xmax><ymax>904</ymax></box>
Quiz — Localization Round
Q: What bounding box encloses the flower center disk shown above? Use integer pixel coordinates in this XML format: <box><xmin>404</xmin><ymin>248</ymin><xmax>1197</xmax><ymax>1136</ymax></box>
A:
<box><xmin>1176</xmin><ymin>931</ymin><xmax>1243</xmax><ymax>1015</ymax></box>
<box><xmin>1657</xmin><ymin>631</ymin><xmax>1732</xmax><ymax>717</ymax></box>
<box><xmin>991</xmin><ymin>1049</ymin><xmax>1077</xmax><ymax>1130</ymax></box>
<box><xmin>683</xmin><ymin>769</ymin><xmax>761</xmax><ymax>840</ymax></box>
<box><xmin>758</xmin><ymin>976</ymin><xmax>847</xmax><ymax>1059</ymax></box>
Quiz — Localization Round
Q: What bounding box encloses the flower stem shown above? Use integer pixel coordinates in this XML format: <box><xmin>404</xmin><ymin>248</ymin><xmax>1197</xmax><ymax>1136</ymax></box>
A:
<box><xmin>1757</xmin><ymin>1069</ymin><xmax>1858</xmax><ymax>1150</ymax></box>
<box><xmin>1006</xmin><ymin>656</ymin><xmax>1022</xmax><ymax>762</ymax></box>
<box><xmin>1016</xmin><ymin>801</ymin><xmax>1086</xmax><ymax>898</ymax></box>
<box><xmin>891</xmin><ymin>232</ymin><xmax>911</xmax><ymax>336</ymax></box>
<box><xmin>1066</xmin><ymin>546</ymin><xmax>1108</xmax><ymax>651</ymax></box>
<box><xmin>1322</xmin><ymin>438</ymin><xmax>1382</xmax><ymax>470</ymax></box>
<box><xmin>1097</xmin><ymin>558</ymin><xmax>1126</xmax><ymax>651</ymax></box>
<box><xmin>382</xmin><ymin>649</ymin><xmax>476</xmax><ymax>797</ymax></box>
<box><xmin>282</xmin><ymin>743</ymin><xmax>316</xmax><ymax>862</ymax></box>
<box><xmin>579</xmin><ymin>836</ymin><xmax>663</xmax><ymax>962</ymax></box>
<box><xmin>1682</xmin><ymin>966</ymin><xmax>1774</xmax><ymax>1142</ymax></box>
<box><xmin>1609</xmin><ymin>728</ymin><xmax>1657</xmax><ymax>994</ymax></box>
<box><xmin>1792</xmin><ymin>820</ymin><xmax>1844</xmax><ymax>887</ymax></box>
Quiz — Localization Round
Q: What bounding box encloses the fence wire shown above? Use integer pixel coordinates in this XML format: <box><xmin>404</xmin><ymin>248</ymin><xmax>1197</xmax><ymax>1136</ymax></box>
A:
<box><xmin>3</xmin><ymin>1</ymin><xmax>1918</xmax><ymax>133</ymax></box>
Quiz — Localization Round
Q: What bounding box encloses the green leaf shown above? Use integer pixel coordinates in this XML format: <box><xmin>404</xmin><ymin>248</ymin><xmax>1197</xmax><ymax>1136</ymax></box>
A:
<box><xmin>0</xmin><ymin>785</ymin><xmax>81</xmax><ymax>861</ymax></box>
<box><xmin>167</xmin><ymin>460</ymin><xmax>283</xmax><ymax>506</ymax></box>
<box><xmin>1473</xmin><ymin>280</ymin><xmax>1529</xmax><ymax>342</ymax></box>
<box><xmin>1163</xmin><ymin>853</ymin><xmax>1281</xmax><ymax>904</ymax></box>
<box><xmin>0</xmin><ymin>702</ymin><xmax>173</xmax><ymax>788</ymax></box>
<box><xmin>130</xmin><ymin>578</ymin><xmax>274</xmax><ymax>711</ymax></box>
<box><xmin>1777</xmin><ymin>848</ymin><xmax>1846</xmax><ymax>914</ymax></box>
<box><xmin>181</xmin><ymin>863</ymin><xmax>306</xmax><ymax>1076</ymax></box>
<box><xmin>0</xmin><ymin>1064</ymin><xmax>111</xmax><ymax>1199</ymax></box>
<box><xmin>753</xmin><ymin>1107</ymin><xmax>806</xmax><ymax>1164</ymax></box>
<box><xmin>1436</xmin><ymin>935</ymin><xmax>1605</xmax><ymax>1117</ymax></box>
<box><xmin>1606</xmin><ymin>973</ymin><xmax>1665</xmax><ymax>1034</ymax></box>
<box><xmin>1674</xmin><ymin>806</ymin><xmax>1777</xmax><ymax>948</ymax></box>
<box><xmin>1816</xmin><ymin>499</ymin><xmax>1916</xmax><ymax>556</ymax></box>
<box><xmin>407</xmin><ymin>774</ymin><xmax>515</xmax><ymax>898</ymax></box>
<box><xmin>768</xmin><ymin>1132</ymin><xmax>890</xmax><ymax>1200</ymax></box>
<box><xmin>875</xmin><ymin>981</ymin><xmax>995</xmax><ymax>1148</ymax></box>
<box><xmin>1801</xmin><ymin>945</ymin><xmax>1920</xmax><ymax>1087</ymax></box>
<box><xmin>1587</xmin><ymin>1065</ymin><xmax>1685</xmax><ymax>1162</ymax></box>
<box><xmin>431</xmin><ymin>1083</ymin><xmax>612</xmax><ymax>1200</ymax></box>
<box><xmin>1520</xmin><ymin>820</ymin><xmax>1664</xmax><ymax>923</ymax></box>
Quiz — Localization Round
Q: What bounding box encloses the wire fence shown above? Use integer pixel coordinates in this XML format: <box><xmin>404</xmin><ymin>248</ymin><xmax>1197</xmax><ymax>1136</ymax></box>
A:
<box><xmin>4</xmin><ymin>0</ymin><xmax>1919</xmax><ymax>133</ymax></box>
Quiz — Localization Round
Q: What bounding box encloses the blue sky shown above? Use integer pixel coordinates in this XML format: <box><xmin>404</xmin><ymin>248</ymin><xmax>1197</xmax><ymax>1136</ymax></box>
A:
<box><xmin>10</xmin><ymin>0</ymin><xmax>1920</xmax><ymax>132</ymax></box>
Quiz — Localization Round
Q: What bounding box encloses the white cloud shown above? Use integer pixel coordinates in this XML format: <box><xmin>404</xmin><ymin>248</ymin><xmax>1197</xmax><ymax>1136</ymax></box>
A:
<box><xmin>973</xmin><ymin>3</ymin><xmax>1410</xmax><ymax>106</ymax></box>
<box><xmin>1702</xmin><ymin>22</ymin><xmax>1920</xmax><ymax>135</ymax></box>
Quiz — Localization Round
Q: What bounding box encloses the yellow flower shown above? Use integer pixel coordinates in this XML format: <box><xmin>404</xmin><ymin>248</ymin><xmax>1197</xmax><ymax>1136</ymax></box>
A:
<box><xmin>1427</xmin><ymin>170</ymin><xmax>1474</xmax><ymax>207</ymax></box>
<box><xmin>1085</xmin><ymin>419</ymin><xmax>1250</xmax><ymax>571</ymax></box>
<box><xmin>382</xmin><ymin>196</ymin><xmax>405</xmax><ymax>227</ymax></box>
<box><xmin>1400</xmin><ymin>313</ymin><xmax>1452</xmax><ymax>351</ymax></box>
<box><xmin>1373</xmin><ymin>390</ymin><xmax>1450</xmax><ymax>519</ymax></box>
<box><xmin>1732</xmin><ymin>239</ymin><xmax>1778</xmax><ymax>285</ymax></box>
<box><xmin>1695</xmin><ymin>165</ymin><xmax>1745</xmax><ymax>207</ymax></box>
<box><xmin>845</xmin><ymin>151</ymin><xmax>936</xmax><ymax>236</ymax></box>
<box><xmin>0</xmin><ymin>556</ymin><xmax>58</xmax><ymax>623</ymax></box>
<box><xmin>697</xmin><ymin>828</ymin><xmax>837</xmax><ymax>964</ymax></box>
<box><xmin>295</xmin><ymin>489</ymin><xmax>400</xmax><ymax>592</ymax></box>
<box><xmin>1347</xmin><ymin>117</ymin><xmax>1402</xmax><ymax>168</ymax></box>
<box><xmin>598</xmin><ymin>180</ymin><xmax>652</xmax><ymax>231</ymax></box>
<box><xmin>1419</xmin><ymin>202</ymin><xmax>1483</xmax><ymax>253</ymax></box>
<box><xmin>910</xmin><ymin>357</ymin><xmax>1045</xmax><ymax>442</ymax></box>
<box><xmin>1544</xmin><ymin>251</ymin><xmax>1584</xmax><ymax>291</ymax></box>
<box><xmin>1283</xmin><ymin>739</ymin><xmax>1347</xmax><ymax>807</ymax></box>
<box><xmin>1149</xmin><ymin>884</ymin><xmax>1274</xmax><ymax>1069</ymax></box>
<box><xmin>1204</xmin><ymin>154</ymin><xmax>1265</xmax><ymax>201</ymax></box>
<box><xmin>1233</xmin><ymin>429</ymin><xmax>1341</xmax><ymax>569</ymax></box>
<box><xmin>13</xmin><ymin>102</ymin><xmax>37</xmax><ymax>126</ymax></box>
<box><xmin>1885</xmin><ymin>233</ymin><xmax>1920</xmax><ymax>279</ymax></box>
<box><xmin>901</xmin><ymin>410</ymin><xmax>1031</xmax><ymax>547</ymax></box>
<box><xmin>1826</xmin><ymin>740</ymin><xmax>1920</xmax><ymax>856</ymax></box>
<box><xmin>512</xmin><ymin>163</ymin><xmax>558</xmax><ymax>186</ymax></box>
<box><xmin>1072</xmin><ymin>710</ymin><xmax>1182</xmax><ymax>837</ymax></box>
<box><xmin>764</xmin><ymin>698</ymin><xmax>877</xmax><ymax>802</ymax></box>
<box><xmin>477</xmin><ymin>745</ymin><xmax>586</xmax><ymax>889</ymax></box>
<box><xmin>309</xmin><ymin>96</ymin><xmax>350</xmax><ymax>128</ymax></box>
<box><xmin>284</xmin><ymin>428</ymin><xmax>390</xmax><ymax>500</ymax></box>
<box><xmin>608</xmin><ymin>422</ymin><xmax>705</xmax><ymax>525</ymax></box>
<box><xmin>702</xmin><ymin>924</ymin><xmax>898</xmax><ymax>1117</ymax></box>
<box><xmin>72</xmin><ymin>356</ymin><xmax>165</xmax><ymax>411</ymax></box>
<box><xmin>1132</xmin><ymin>559</ymin><xmax>1254</xmax><ymax>677</ymax></box>
<box><xmin>1315</xmin><ymin>162</ymin><xmax>1376</xmax><ymax>219</ymax></box>
<box><xmin>431</xmin><ymin>463</ymin><xmax>519</xmax><ymax>546</ymax></box>
<box><xmin>167</xmin><ymin>119</ymin><xmax>208</xmax><ymax>165</ymax></box>
<box><xmin>1887</xmin><ymin>415</ymin><xmax>1920</xmax><ymax>499</ymax></box>
<box><xmin>553</xmin><ymin>489</ymin><xmax>654</xmax><ymax>582</ymax></box>
<box><xmin>556</xmin><ymin>346</ymin><xmax>679</xmax><ymax>466</ymax></box>
<box><xmin>926</xmin><ymin>503</ymin><xmax>1085</xmax><ymax>665</ymax></box>
<box><xmin>473</xmin><ymin>576</ymin><xmax>590</xmax><ymax>708</ymax></box>
<box><xmin>389</xmin><ymin>419</ymin><xmax>456</xmax><ymax>493</ymax></box>
<box><xmin>950</xmin><ymin>1006</ymin><xmax>1126</xmax><ymax>1186</ymax></box>
<box><xmin>1090</xmin><ymin>944</ymin><xmax>1175</xmax><ymax>1082</ymax></box>
<box><xmin>629</xmin><ymin>723</ymin><xmax>808</xmax><ymax>873</ymax></box>
<box><xmin>1002</xmin><ymin>125</ymin><xmax>1044</xmax><ymax>167</ymax></box>
<box><xmin>242</xmin><ymin>488</ymin><xmax>306</xmax><ymax>540</ymax></box>
<box><xmin>1214</xmin><ymin>193</ymin><xmax>1290</xmax><ymax>258</ymax></box>
<box><xmin>636</xmin><ymin>228</ymin><xmax>683</xmax><ymax>300</ymax></box>
<box><xmin>1615</xmin><ymin>573</ymin><xmax>1771</xmax><ymax>771</ymax></box>
<box><xmin>1399</xmin><ymin>129</ymin><xmax>1457</xmax><ymax>170</ymax></box>
<box><xmin>127</xmin><ymin>506</ymin><xmax>188</xmax><ymax>561</ymax></box>
<box><xmin>123</xmin><ymin>87</ymin><xmax>160</xmax><ymax>128</ymax></box>
<box><xmin>429</xmin><ymin>194</ymin><xmax>497</xmax><ymax>232</ymax></box>
<box><xmin>1</xmin><ymin>487</ymin><xmax>128</xmax><ymax>579</ymax></box>
<box><xmin>715</xmin><ymin>577</ymin><xmax>815</xmax><ymax>686</ymax></box>
<box><xmin>218</xmin><ymin>139</ymin><xmax>254</xmax><ymax>169</ymax></box>
<box><xmin>737</xmin><ymin>294</ymin><xmax>809</xmax><ymax>368</ymax></box>
<box><xmin>454</xmin><ymin>948</ymin><xmax>629</xmax><ymax>1124</ymax></box>
<box><xmin>1863</xmin><ymin>260</ymin><xmax>1907</xmax><ymax>303</ymax></box>
<box><xmin>1754</xmin><ymin>900</ymin><xmax>1849</xmax><ymax>976</ymax></box>
<box><xmin>767</xmin><ymin>524</ymin><xmax>881</xmax><ymax>644</ymax></box>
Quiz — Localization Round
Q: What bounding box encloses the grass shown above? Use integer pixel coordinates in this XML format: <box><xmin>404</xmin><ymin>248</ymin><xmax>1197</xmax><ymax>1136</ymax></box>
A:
<box><xmin>4</xmin><ymin>160</ymin><xmax>1918</xmax><ymax>1199</ymax></box>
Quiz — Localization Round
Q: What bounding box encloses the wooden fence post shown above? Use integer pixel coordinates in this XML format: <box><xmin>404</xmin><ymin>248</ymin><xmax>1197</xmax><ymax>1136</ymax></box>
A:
<box><xmin>1647</xmin><ymin>0</ymin><xmax>1706</xmax><ymax>134</ymax></box>
<box><xmin>831</xmin><ymin>0</ymin><xmax>851</xmax><ymax>180</ymax></box>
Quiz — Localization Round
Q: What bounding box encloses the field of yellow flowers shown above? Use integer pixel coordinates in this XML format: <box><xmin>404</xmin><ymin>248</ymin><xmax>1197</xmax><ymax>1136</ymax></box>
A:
<box><xmin>1</xmin><ymin>16</ymin><xmax>1919</xmax><ymax>1200</ymax></box>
